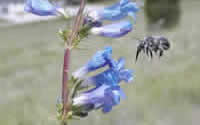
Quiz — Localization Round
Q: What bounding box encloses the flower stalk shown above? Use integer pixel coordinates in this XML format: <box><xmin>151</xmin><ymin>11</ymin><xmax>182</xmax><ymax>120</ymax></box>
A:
<box><xmin>61</xmin><ymin>0</ymin><xmax>86</xmax><ymax>124</ymax></box>
<box><xmin>24</xmin><ymin>0</ymin><xmax>144</xmax><ymax>124</ymax></box>
<box><xmin>61</xmin><ymin>47</ymin><xmax>70</xmax><ymax>122</ymax></box>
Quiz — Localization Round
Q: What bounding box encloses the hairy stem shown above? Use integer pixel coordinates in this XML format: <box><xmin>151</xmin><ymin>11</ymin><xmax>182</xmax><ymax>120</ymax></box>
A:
<box><xmin>61</xmin><ymin>0</ymin><xmax>86</xmax><ymax>124</ymax></box>
<box><xmin>62</xmin><ymin>48</ymin><xmax>70</xmax><ymax>117</ymax></box>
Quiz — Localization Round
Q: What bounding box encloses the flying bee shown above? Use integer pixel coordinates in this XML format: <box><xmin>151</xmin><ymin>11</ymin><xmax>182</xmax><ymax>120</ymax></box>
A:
<box><xmin>136</xmin><ymin>36</ymin><xmax>170</xmax><ymax>61</ymax></box>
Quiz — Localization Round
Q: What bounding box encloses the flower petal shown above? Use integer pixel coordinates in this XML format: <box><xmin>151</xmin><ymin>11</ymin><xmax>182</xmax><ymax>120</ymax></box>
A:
<box><xmin>24</xmin><ymin>0</ymin><xmax>58</xmax><ymax>16</ymax></box>
<box><xmin>129</xmin><ymin>12</ymin><xmax>137</xmax><ymax>23</ymax></box>
<box><xmin>73</xmin><ymin>84</ymin><xmax>124</xmax><ymax>114</ymax></box>
<box><xmin>119</xmin><ymin>69</ymin><xmax>134</xmax><ymax>83</ymax></box>
<box><xmin>87</xmin><ymin>46</ymin><xmax>113</xmax><ymax>70</ymax></box>
<box><xmin>87</xmin><ymin>0</ymin><xmax>139</xmax><ymax>22</ymax></box>
<box><xmin>90</xmin><ymin>21</ymin><xmax>133</xmax><ymax>38</ymax></box>
<box><xmin>72</xmin><ymin>47</ymin><xmax>114</xmax><ymax>78</ymax></box>
<box><xmin>102</xmin><ymin>105</ymin><xmax>112</xmax><ymax>113</ymax></box>
<box><xmin>81</xmin><ymin>57</ymin><xmax>133</xmax><ymax>87</ymax></box>
<box><xmin>120</xmin><ymin>0</ymin><xmax>130</xmax><ymax>6</ymax></box>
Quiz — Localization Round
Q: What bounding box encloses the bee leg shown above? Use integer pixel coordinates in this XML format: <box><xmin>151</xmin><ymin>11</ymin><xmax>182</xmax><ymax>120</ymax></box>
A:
<box><xmin>136</xmin><ymin>48</ymin><xmax>142</xmax><ymax>62</ymax></box>
<box><xmin>146</xmin><ymin>47</ymin><xmax>149</xmax><ymax>57</ymax></box>
<box><xmin>149</xmin><ymin>49</ymin><xmax>153</xmax><ymax>59</ymax></box>
<box><xmin>159</xmin><ymin>50</ymin><xmax>163</xmax><ymax>57</ymax></box>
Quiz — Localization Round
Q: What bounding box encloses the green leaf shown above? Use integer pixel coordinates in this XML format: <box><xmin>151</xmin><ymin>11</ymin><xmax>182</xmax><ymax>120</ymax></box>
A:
<box><xmin>71</xmin><ymin>25</ymin><xmax>91</xmax><ymax>49</ymax></box>
<box><xmin>57</xmin><ymin>29</ymin><xmax>72</xmax><ymax>41</ymax></box>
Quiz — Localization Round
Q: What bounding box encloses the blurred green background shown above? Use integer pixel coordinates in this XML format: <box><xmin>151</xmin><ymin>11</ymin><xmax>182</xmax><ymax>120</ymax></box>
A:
<box><xmin>0</xmin><ymin>0</ymin><xmax>200</xmax><ymax>125</ymax></box>
<box><xmin>144</xmin><ymin>0</ymin><xmax>181</xmax><ymax>29</ymax></box>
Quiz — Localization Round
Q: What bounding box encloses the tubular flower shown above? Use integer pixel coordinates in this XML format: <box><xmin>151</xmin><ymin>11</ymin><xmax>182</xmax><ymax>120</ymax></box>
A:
<box><xmin>72</xmin><ymin>47</ymin><xmax>114</xmax><ymax>78</ymax></box>
<box><xmin>90</xmin><ymin>21</ymin><xmax>133</xmax><ymax>38</ymax></box>
<box><xmin>24</xmin><ymin>0</ymin><xmax>58</xmax><ymax>16</ymax></box>
<box><xmin>81</xmin><ymin>57</ymin><xmax>134</xmax><ymax>87</ymax></box>
<box><xmin>87</xmin><ymin>0</ymin><xmax>139</xmax><ymax>22</ymax></box>
<box><xmin>120</xmin><ymin>0</ymin><xmax>130</xmax><ymax>6</ymax></box>
<box><xmin>120</xmin><ymin>2</ymin><xmax>139</xmax><ymax>22</ymax></box>
<box><xmin>71</xmin><ymin>47</ymin><xmax>134</xmax><ymax>116</ymax></box>
<box><xmin>73</xmin><ymin>84</ymin><xmax>125</xmax><ymax>114</ymax></box>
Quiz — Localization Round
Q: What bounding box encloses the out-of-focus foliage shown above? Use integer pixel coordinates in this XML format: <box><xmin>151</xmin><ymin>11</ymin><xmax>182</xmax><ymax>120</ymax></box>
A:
<box><xmin>144</xmin><ymin>0</ymin><xmax>181</xmax><ymax>29</ymax></box>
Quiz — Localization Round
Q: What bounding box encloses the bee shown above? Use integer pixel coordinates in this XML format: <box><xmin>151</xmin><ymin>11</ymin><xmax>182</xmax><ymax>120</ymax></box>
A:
<box><xmin>136</xmin><ymin>36</ymin><xmax>170</xmax><ymax>61</ymax></box>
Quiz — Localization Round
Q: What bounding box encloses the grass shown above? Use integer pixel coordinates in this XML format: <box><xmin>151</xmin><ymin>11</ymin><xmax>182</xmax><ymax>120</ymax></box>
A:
<box><xmin>0</xmin><ymin>0</ymin><xmax>200</xmax><ymax>125</ymax></box>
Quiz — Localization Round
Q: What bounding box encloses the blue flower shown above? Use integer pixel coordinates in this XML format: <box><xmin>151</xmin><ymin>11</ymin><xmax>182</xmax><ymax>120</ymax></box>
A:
<box><xmin>81</xmin><ymin>57</ymin><xmax>133</xmax><ymax>87</ymax></box>
<box><xmin>73</xmin><ymin>47</ymin><xmax>115</xmax><ymax>78</ymax></box>
<box><xmin>104</xmin><ymin>0</ymin><xmax>129</xmax><ymax>10</ymax></box>
<box><xmin>24</xmin><ymin>0</ymin><xmax>58</xmax><ymax>16</ymax></box>
<box><xmin>120</xmin><ymin>2</ymin><xmax>139</xmax><ymax>22</ymax></box>
<box><xmin>73</xmin><ymin>84</ymin><xmax>125</xmax><ymax>113</ymax></box>
<box><xmin>120</xmin><ymin>0</ymin><xmax>130</xmax><ymax>6</ymax></box>
<box><xmin>87</xmin><ymin>0</ymin><xmax>139</xmax><ymax>22</ymax></box>
<box><xmin>90</xmin><ymin>21</ymin><xmax>133</xmax><ymax>38</ymax></box>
